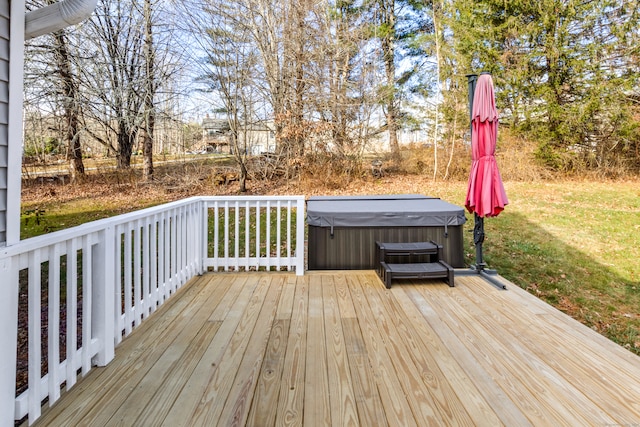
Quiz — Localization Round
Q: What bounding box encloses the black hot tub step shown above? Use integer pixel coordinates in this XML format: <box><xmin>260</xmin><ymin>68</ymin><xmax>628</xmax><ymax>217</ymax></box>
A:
<box><xmin>380</xmin><ymin>261</ymin><xmax>454</xmax><ymax>289</ymax></box>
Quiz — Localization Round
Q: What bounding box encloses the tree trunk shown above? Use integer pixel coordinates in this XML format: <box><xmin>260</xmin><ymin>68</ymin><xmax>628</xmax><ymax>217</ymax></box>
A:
<box><xmin>117</xmin><ymin>128</ymin><xmax>133</xmax><ymax>169</ymax></box>
<box><xmin>431</xmin><ymin>0</ymin><xmax>443</xmax><ymax>181</ymax></box>
<box><xmin>52</xmin><ymin>30</ymin><xmax>85</xmax><ymax>180</ymax></box>
<box><xmin>142</xmin><ymin>0</ymin><xmax>155</xmax><ymax>181</ymax></box>
<box><xmin>239</xmin><ymin>162</ymin><xmax>248</xmax><ymax>193</ymax></box>
<box><xmin>380</xmin><ymin>0</ymin><xmax>399</xmax><ymax>159</ymax></box>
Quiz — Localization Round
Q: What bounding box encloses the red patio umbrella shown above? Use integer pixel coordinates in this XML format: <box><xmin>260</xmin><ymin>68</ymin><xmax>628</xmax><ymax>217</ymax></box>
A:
<box><xmin>464</xmin><ymin>73</ymin><xmax>508</xmax><ymax>272</ymax></box>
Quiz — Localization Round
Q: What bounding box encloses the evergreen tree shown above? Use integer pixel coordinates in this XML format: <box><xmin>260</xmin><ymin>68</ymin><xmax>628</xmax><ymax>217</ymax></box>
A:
<box><xmin>449</xmin><ymin>0</ymin><xmax>640</xmax><ymax>173</ymax></box>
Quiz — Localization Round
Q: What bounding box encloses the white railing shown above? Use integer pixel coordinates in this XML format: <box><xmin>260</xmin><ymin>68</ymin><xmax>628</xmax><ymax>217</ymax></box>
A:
<box><xmin>0</xmin><ymin>195</ymin><xmax>305</xmax><ymax>426</ymax></box>
<box><xmin>202</xmin><ymin>196</ymin><xmax>305</xmax><ymax>273</ymax></box>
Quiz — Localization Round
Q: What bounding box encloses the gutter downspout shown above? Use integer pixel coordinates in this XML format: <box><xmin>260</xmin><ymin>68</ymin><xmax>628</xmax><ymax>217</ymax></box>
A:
<box><xmin>25</xmin><ymin>0</ymin><xmax>98</xmax><ymax>40</ymax></box>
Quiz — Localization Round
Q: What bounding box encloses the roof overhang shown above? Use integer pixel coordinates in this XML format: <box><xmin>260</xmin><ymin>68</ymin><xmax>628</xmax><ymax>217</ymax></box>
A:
<box><xmin>25</xmin><ymin>0</ymin><xmax>98</xmax><ymax>40</ymax></box>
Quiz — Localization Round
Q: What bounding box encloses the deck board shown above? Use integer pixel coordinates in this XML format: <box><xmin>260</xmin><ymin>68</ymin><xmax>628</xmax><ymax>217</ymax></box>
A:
<box><xmin>30</xmin><ymin>271</ymin><xmax>640</xmax><ymax>426</ymax></box>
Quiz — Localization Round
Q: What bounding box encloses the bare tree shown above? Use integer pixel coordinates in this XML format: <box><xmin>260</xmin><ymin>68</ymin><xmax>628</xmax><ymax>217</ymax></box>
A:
<box><xmin>23</xmin><ymin>1</ymin><xmax>86</xmax><ymax>179</ymax></box>
<box><xmin>306</xmin><ymin>0</ymin><xmax>375</xmax><ymax>156</ymax></box>
<box><xmin>51</xmin><ymin>29</ymin><xmax>85</xmax><ymax>180</ymax></box>
<box><xmin>77</xmin><ymin>0</ymin><xmax>145</xmax><ymax>169</ymax></box>
<box><xmin>376</xmin><ymin>0</ymin><xmax>401</xmax><ymax>158</ymax></box>
<box><xmin>180</xmin><ymin>0</ymin><xmax>260</xmax><ymax>191</ymax></box>
<box><xmin>142</xmin><ymin>0</ymin><xmax>156</xmax><ymax>180</ymax></box>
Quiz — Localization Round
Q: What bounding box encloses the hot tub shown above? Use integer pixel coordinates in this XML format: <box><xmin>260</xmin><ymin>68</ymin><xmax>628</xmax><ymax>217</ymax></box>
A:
<box><xmin>307</xmin><ymin>195</ymin><xmax>466</xmax><ymax>269</ymax></box>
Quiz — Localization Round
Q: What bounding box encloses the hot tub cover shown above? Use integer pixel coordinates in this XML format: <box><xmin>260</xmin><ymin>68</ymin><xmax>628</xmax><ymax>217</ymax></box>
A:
<box><xmin>307</xmin><ymin>195</ymin><xmax>466</xmax><ymax>230</ymax></box>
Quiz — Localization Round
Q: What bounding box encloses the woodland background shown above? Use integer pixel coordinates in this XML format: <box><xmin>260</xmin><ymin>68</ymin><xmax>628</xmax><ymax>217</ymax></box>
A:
<box><xmin>22</xmin><ymin>0</ymin><xmax>640</xmax><ymax>188</ymax></box>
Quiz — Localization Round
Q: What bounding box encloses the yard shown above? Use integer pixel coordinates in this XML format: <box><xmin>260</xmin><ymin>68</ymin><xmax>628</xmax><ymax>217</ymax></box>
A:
<box><xmin>20</xmin><ymin>170</ymin><xmax>640</xmax><ymax>355</ymax></box>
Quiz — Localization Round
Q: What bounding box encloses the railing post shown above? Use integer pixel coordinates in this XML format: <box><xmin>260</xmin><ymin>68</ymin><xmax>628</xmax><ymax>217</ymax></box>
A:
<box><xmin>92</xmin><ymin>228</ymin><xmax>115</xmax><ymax>366</ymax></box>
<box><xmin>0</xmin><ymin>255</ymin><xmax>18</xmax><ymax>425</ymax></box>
<box><xmin>296</xmin><ymin>197</ymin><xmax>305</xmax><ymax>276</ymax></box>
<box><xmin>200</xmin><ymin>200</ymin><xmax>208</xmax><ymax>275</ymax></box>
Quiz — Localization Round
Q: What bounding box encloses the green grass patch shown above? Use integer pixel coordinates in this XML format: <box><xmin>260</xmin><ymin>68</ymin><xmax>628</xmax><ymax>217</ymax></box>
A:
<box><xmin>207</xmin><ymin>206</ymin><xmax>300</xmax><ymax>264</ymax></box>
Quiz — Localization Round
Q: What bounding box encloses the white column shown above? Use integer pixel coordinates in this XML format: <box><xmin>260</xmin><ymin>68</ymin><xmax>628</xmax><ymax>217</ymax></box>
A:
<box><xmin>6</xmin><ymin>0</ymin><xmax>24</xmax><ymax>247</ymax></box>
<box><xmin>91</xmin><ymin>228</ymin><xmax>115</xmax><ymax>366</ymax></box>
<box><xmin>0</xmin><ymin>255</ymin><xmax>18</xmax><ymax>425</ymax></box>
<box><xmin>296</xmin><ymin>197</ymin><xmax>305</xmax><ymax>276</ymax></box>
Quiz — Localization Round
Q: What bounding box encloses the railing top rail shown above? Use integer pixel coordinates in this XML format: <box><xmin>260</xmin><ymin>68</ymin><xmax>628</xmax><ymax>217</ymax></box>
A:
<box><xmin>1</xmin><ymin>195</ymin><xmax>305</xmax><ymax>258</ymax></box>
<box><xmin>200</xmin><ymin>195</ymin><xmax>305</xmax><ymax>202</ymax></box>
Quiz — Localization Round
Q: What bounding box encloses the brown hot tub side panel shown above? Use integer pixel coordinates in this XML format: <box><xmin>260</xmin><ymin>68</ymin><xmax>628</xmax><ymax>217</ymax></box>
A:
<box><xmin>308</xmin><ymin>225</ymin><xmax>465</xmax><ymax>269</ymax></box>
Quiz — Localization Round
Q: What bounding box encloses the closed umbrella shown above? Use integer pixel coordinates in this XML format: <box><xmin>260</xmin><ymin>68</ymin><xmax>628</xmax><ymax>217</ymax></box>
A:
<box><xmin>464</xmin><ymin>73</ymin><xmax>508</xmax><ymax>285</ymax></box>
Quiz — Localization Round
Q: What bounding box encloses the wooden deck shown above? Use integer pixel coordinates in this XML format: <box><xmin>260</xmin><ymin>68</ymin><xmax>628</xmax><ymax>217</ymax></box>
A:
<box><xmin>31</xmin><ymin>271</ymin><xmax>640</xmax><ymax>426</ymax></box>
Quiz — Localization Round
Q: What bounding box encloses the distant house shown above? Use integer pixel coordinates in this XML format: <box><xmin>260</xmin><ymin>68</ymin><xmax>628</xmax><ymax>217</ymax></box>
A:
<box><xmin>238</xmin><ymin>121</ymin><xmax>276</xmax><ymax>155</ymax></box>
<box><xmin>202</xmin><ymin>115</ymin><xmax>276</xmax><ymax>155</ymax></box>
<box><xmin>201</xmin><ymin>116</ymin><xmax>231</xmax><ymax>153</ymax></box>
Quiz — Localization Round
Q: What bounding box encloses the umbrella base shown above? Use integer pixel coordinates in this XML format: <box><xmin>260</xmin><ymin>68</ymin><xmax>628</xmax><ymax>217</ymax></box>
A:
<box><xmin>455</xmin><ymin>267</ymin><xmax>506</xmax><ymax>290</ymax></box>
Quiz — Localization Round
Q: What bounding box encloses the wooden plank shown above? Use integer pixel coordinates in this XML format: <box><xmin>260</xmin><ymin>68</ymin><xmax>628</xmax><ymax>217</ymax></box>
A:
<box><xmin>304</xmin><ymin>274</ymin><xmax>331</xmax><ymax>426</ymax></box>
<box><xmin>420</xmin><ymin>281</ymin><xmax>590</xmax><ymax>425</ymax></box>
<box><xmin>35</xmin><ymin>274</ymin><xmax>217</xmax><ymax>424</ymax></box>
<box><xmin>358</xmin><ymin>274</ymin><xmax>442</xmax><ymax>425</ymax></box>
<box><xmin>215</xmin><ymin>276</ymin><xmax>283</xmax><ymax>427</ymax></box>
<box><xmin>109</xmin><ymin>321</ymin><xmax>222</xmax><ymax>426</ymax></box>
<box><xmin>349</xmin><ymin>272</ymin><xmax>417</xmax><ymax>427</ymax></box>
<box><xmin>276</xmin><ymin>275</ymin><xmax>309</xmax><ymax>426</ymax></box>
<box><xmin>482</xmin><ymin>277</ymin><xmax>640</xmax><ymax>378</ymax></box>
<box><xmin>459</xmin><ymin>277</ymin><xmax>635</xmax><ymax>423</ymax></box>
<box><xmin>160</xmin><ymin>275</ymin><xmax>262</xmax><ymax>425</ymax></box>
<box><xmin>322</xmin><ymin>275</ymin><xmax>359</xmax><ymax>426</ymax></box>
<box><xmin>403</xmin><ymin>284</ymin><xmax>526</xmax><ymax>426</ymax></box>
<box><xmin>337</xmin><ymin>272</ymin><xmax>357</xmax><ymax>318</ymax></box>
<box><xmin>341</xmin><ymin>318</ymin><xmax>387</xmax><ymax>427</ymax></box>
<box><xmin>246</xmin><ymin>319</ymin><xmax>290</xmax><ymax>426</ymax></box>
<box><xmin>245</xmin><ymin>275</ymin><xmax>293</xmax><ymax>426</ymax></box>
<box><xmin>392</xmin><ymin>284</ymin><xmax>500</xmax><ymax>425</ymax></box>
<box><xmin>52</xmin><ymin>274</ymin><xmax>230</xmax><ymax>426</ymax></box>
<box><xmin>209</xmin><ymin>274</ymin><xmax>250</xmax><ymax>321</ymax></box>
<box><xmin>276</xmin><ymin>273</ymin><xmax>297</xmax><ymax>320</ymax></box>
<box><xmin>110</xmin><ymin>278</ymin><xmax>231</xmax><ymax>426</ymax></box>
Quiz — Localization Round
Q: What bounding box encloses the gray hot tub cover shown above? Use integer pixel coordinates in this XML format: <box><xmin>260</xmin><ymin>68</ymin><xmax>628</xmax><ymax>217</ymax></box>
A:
<box><xmin>307</xmin><ymin>195</ymin><xmax>466</xmax><ymax>235</ymax></box>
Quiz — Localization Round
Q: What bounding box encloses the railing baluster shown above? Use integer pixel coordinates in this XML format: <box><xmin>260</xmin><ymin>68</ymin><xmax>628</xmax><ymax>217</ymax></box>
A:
<box><xmin>213</xmin><ymin>201</ymin><xmax>219</xmax><ymax>271</ymax></box>
<box><xmin>266</xmin><ymin>201</ymin><xmax>271</xmax><ymax>270</ymax></box>
<box><xmin>81</xmin><ymin>235</ymin><xmax>92</xmax><ymax>375</ymax></box>
<box><xmin>162</xmin><ymin>212</ymin><xmax>170</xmax><ymax>300</ymax></box>
<box><xmin>150</xmin><ymin>216</ymin><xmax>158</xmax><ymax>312</ymax></box>
<box><xmin>256</xmin><ymin>201</ymin><xmax>261</xmax><ymax>269</ymax></box>
<box><xmin>224</xmin><ymin>201</ymin><xmax>229</xmax><ymax>272</ymax></box>
<box><xmin>245</xmin><ymin>201</ymin><xmax>250</xmax><ymax>271</ymax></box>
<box><xmin>287</xmin><ymin>200</ymin><xmax>292</xmax><ymax>270</ymax></box>
<box><xmin>157</xmin><ymin>214</ymin><xmax>164</xmax><ymax>301</ymax></box>
<box><xmin>133</xmin><ymin>221</ymin><xmax>142</xmax><ymax>326</ymax></box>
<box><xmin>234</xmin><ymin>201</ymin><xmax>240</xmax><ymax>271</ymax></box>
<box><xmin>114</xmin><ymin>226</ymin><xmax>123</xmax><ymax>343</ymax></box>
<box><xmin>66</xmin><ymin>238</ymin><xmax>79</xmax><ymax>383</ymax></box>
<box><xmin>276</xmin><ymin>201</ymin><xmax>282</xmax><ymax>270</ymax></box>
<box><xmin>143</xmin><ymin>218</ymin><xmax>150</xmax><ymax>317</ymax></box>
<box><xmin>185</xmin><ymin>206</ymin><xmax>191</xmax><ymax>277</ymax></box>
<box><xmin>176</xmin><ymin>207</ymin><xmax>184</xmax><ymax>285</ymax></box>
<box><xmin>48</xmin><ymin>244</ymin><xmax>61</xmax><ymax>404</ymax></box>
<box><xmin>28</xmin><ymin>249</ymin><xmax>42</xmax><ymax>423</ymax></box>
<box><xmin>124</xmin><ymin>223</ymin><xmax>133</xmax><ymax>335</ymax></box>
<box><xmin>171</xmin><ymin>208</ymin><xmax>178</xmax><ymax>292</ymax></box>
<box><xmin>201</xmin><ymin>202</ymin><xmax>208</xmax><ymax>275</ymax></box>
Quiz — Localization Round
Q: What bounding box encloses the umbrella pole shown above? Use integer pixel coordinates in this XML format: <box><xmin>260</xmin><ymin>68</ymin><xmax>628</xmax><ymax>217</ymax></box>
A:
<box><xmin>473</xmin><ymin>213</ymin><xmax>486</xmax><ymax>271</ymax></box>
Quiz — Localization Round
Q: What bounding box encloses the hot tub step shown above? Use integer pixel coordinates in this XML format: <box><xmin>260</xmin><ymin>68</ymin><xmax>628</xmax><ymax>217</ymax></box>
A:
<box><xmin>380</xmin><ymin>261</ymin><xmax>454</xmax><ymax>289</ymax></box>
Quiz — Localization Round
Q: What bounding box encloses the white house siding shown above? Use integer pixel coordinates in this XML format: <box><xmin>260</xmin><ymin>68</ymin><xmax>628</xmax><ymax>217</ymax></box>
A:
<box><xmin>0</xmin><ymin>0</ymin><xmax>10</xmax><ymax>245</ymax></box>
